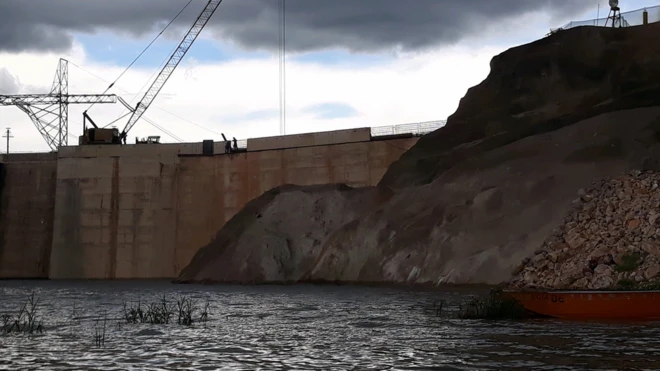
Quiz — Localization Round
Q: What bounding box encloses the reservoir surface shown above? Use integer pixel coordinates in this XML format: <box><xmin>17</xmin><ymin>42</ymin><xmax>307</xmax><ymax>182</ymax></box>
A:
<box><xmin>1</xmin><ymin>280</ymin><xmax>659</xmax><ymax>370</ymax></box>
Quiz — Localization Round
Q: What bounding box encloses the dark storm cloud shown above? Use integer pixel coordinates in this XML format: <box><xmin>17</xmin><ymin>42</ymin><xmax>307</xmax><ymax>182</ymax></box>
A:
<box><xmin>0</xmin><ymin>0</ymin><xmax>592</xmax><ymax>54</ymax></box>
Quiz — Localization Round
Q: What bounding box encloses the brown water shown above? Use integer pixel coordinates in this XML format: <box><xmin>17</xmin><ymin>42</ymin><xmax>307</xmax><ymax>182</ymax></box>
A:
<box><xmin>1</xmin><ymin>280</ymin><xmax>660</xmax><ymax>370</ymax></box>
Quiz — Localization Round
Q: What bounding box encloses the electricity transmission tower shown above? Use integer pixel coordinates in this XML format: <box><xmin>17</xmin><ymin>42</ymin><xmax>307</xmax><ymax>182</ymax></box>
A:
<box><xmin>0</xmin><ymin>59</ymin><xmax>118</xmax><ymax>151</ymax></box>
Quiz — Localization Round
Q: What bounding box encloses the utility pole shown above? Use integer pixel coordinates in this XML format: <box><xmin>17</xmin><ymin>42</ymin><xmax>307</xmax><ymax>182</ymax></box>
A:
<box><xmin>2</xmin><ymin>127</ymin><xmax>13</xmax><ymax>153</ymax></box>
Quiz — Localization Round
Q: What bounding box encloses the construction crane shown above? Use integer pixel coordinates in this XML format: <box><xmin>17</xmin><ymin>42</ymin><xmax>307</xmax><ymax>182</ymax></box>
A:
<box><xmin>80</xmin><ymin>0</ymin><xmax>224</xmax><ymax>145</ymax></box>
<box><xmin>0</xmin><ymin>59</ymin><xmax>117</xmax><ymax>151</ymax></box>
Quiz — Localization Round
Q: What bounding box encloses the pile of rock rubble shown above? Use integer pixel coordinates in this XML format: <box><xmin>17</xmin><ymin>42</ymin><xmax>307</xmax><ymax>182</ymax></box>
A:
<box><xmin>509</xmin><ymin>170</ymin><xmax>660</xmax><ymax>290</ymax></box>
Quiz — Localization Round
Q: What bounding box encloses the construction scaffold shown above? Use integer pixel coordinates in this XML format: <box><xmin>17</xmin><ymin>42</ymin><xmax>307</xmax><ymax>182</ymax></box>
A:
<box><xmin>550</xmin><ymin>5</ymin><xmax>660</xmax><ymax>33</ymax></box>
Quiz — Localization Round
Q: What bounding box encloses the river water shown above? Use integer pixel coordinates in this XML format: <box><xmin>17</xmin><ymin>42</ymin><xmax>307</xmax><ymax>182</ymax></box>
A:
<box><xmin>1</xmin><ymin>281</ymin><xmax>659</xmax><ymax>370</ymax></box>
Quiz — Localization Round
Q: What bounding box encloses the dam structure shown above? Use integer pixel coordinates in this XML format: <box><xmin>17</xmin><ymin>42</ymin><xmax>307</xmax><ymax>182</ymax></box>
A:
<box><xmin>0</xmin><ymin>123</ymin><xmax>439</xmax><ymax>280</ymax></box>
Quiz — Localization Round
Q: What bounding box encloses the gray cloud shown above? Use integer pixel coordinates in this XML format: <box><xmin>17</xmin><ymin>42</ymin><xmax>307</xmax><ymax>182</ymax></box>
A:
<box><xmin>0</xmin><ymin>68</ymin><xmax>21</xmax><ymax>94</ymax></box>
<box><xmin>214</xmin><ymin>108</ymin><xmax>280</xmax><ymax>124</ymax></box>
<box><xmin>304</xmin><ymin>102</ymin><xmax>358</xmax><ymax>120</ymax></box>
<box><xmin>0</xmin><ymin>0</ymin><xmax>593</xmax><ymax>54</ymax></box>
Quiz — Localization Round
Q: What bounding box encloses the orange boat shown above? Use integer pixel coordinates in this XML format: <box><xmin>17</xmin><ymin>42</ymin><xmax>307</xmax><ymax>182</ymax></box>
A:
<box><xmin>504</xmin><ymin>290</ymin><xmax>660</xmax><ymax>320</ymax></box>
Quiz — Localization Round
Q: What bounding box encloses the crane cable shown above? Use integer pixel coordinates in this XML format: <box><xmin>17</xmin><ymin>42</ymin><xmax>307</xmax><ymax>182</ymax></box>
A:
<box><xmin>85</xmin><ymin>0</ymin><xmax>193</xmax><ymax>114</ymax></box>
<box><xmin>69</xmin><ymin>62</ymin><xmax>183</xmax><ymax>142</ymax></box>
<box><xmin>69</xmin><ymin>61</ymin><xmax>218</xmax><ymax>141</ymax></box>
<box><xmin>111</xmin><ymin>20</ymin><xmax>188</xmax><ymax>125</ymax></box>
<box><xmin>278</xmin><ymin>0</ymin><xmax>286</xmax><ymax>135</ymax></box>
<box><xmin>143</xmin><ymin>116</ymin><xmax>184</xmax><ymax>142</ymax></box>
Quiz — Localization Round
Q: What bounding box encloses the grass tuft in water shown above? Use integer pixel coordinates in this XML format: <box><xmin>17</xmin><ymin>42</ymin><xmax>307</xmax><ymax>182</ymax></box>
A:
<box><xmin>427</xmin><ymin>299</ymin><xmax>446</xmax><ymax>317</ymax></box>
<box><xmin>1</xmin><ymin>292</ymin><xmax>45</xmax><ymax>334</ymax></box>
<box><xmin>457</xmin><ymin>289</ymin><xmax>527</xmax><ymax>320</ymax></box>
<box><xmin>93</xmin><ymin>311</ymin><xmax>108</xmax><ymax>347</ymax></box>
<box><xmin>199</xmin><ymin>300</ymin><xmax>210</xmax><ymax>326</ymax></box>
<box><xmin>122</xmin><ymin>295</ymin><xmax>209</xmax><ymax>326</ymax></box>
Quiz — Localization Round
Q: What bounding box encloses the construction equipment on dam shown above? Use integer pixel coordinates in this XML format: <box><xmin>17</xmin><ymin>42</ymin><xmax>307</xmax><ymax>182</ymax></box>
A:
<box><xmin>0</xmin><ymin>59</ymin><xmax>118</xmax><ymax>151</ymax></box>
<box><xmin>79</xmin><ymin>0</ymin><xmax>223</xmax><ymax>146</ymax></box>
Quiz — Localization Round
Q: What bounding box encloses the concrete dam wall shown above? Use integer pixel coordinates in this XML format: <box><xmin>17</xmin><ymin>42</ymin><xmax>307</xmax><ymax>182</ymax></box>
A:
<box><xmin>0</xmin><ymin>153</ymin><xmax>58</xmax><ymax>278</ymax></box>
<box><xmin>41</xmin><ymin>128</ymin><xmax>419</xmax><ymax>279</ymax></box>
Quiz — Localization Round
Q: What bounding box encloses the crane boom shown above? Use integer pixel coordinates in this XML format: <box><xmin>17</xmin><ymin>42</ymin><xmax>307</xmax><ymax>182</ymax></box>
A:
<box><xmin>121</xmin><ymin>0</ymin><xmax>223</xmax><ymax>138</ymax></box>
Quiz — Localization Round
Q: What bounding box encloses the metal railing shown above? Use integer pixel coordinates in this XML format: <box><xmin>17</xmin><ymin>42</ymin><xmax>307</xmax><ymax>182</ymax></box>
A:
<box><xmin>552</xmin><ymin>5</ymin><xmax>660</xmax><ymax>32</ymax></box>
<box><xmin>370</xmin><ymin>120</ymin><xmax>445</xmax><ymax>137</ymax></box>
<box><xmin>235</xmin><ymin>119</ymin><xmax>446</xmax><ymax>147</ymax></box>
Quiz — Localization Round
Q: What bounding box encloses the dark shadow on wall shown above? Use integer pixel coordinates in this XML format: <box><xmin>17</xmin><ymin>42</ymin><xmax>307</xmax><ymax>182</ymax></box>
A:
<box><xmin>0</xmin><ymin>162</ymin><xmax>5</xmax><ymax>210</ymax></box>
<box><xmin>0</xmin><ymin>162</ymin><xmax>6</xmax><ymax>270</ymax></box>
<box><xmin>0</xmin><ymin>157</ymin><xmax>58</xmax><ymax>279</ymax></box>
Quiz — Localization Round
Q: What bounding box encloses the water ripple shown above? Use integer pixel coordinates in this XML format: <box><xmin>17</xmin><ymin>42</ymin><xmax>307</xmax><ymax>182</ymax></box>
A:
<box><xmin>1</xmin><ymin>281</ymin><xmax>660</xmax><ymax>370</ymax></box>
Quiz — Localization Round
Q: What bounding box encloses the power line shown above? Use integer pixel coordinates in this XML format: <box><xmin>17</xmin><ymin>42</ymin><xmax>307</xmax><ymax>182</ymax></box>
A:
<box><xmin>6</xmin><ymin>57</ymin><xmax>221</xmax><ymax>144</ymax></box>
<box><xmin>86</xmin><ymin>0</ymin><xmax>193</xmax><ymax>114</ymax></box>
<box><xmin>143</xmin><ymin>115</ymin><xmax>184</xmax><ymax>142</ymax></box>
<box><xmin>69</xmin><ymin>61</ymin><xmax>223</xmax><ymax>139</ymax></box>
<box><xmin>6</xmin><ymin>8</ymin><xmax>225</xmax><ymax>145</ymax></box>
<box><xmin>113</xmin><ymin>21</ymin><xmax>189</xmax><ymax>122</ymax></box>
<box><xmin>279</xmin><ymin>0</ymin><xmax>286</xmax><ymax>135</ymax></box>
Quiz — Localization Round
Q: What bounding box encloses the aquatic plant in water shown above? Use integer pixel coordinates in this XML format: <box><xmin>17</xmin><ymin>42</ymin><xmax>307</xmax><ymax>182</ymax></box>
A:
<box><xmin>1</xmin><ymin>292</ymin><xmax>45</xmax><ymax>334</ymax></box>
<box><xmin>121</xmin><ymin>295</ymin><xmax>211</xmax><ymax>326</ymax></box>
<box><xmin>458</xmin><ymin>289</ymin><xmax>526</xmax><ymax>320</ymax></box>
<box><xmin>422</xmin><ymin>290</ymin><xmax>526</xmax><ymax>320</ymax></box>
<box><xmin>425</xmin><ymin>299</ymin><xmax>446</xmax><ymax>317</ymax></box>
<box><xmin>93</xmin><ymin>312</ymin><xmax>108</xmax><ymax>347</ymax></box>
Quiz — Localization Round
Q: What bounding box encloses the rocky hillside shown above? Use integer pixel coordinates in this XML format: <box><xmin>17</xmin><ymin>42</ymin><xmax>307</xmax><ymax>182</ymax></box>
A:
<box><xmin>508</xmin><ymin>170</ymin><xmax>660</xmax><ymax>290</ymax></box>
<box><xmin>177</xmin><ymin>23</ymin><xmax>660</xmax><ymax>285</ymax></box>
<box><xmin>381</xmin><ymin>24</ymin><xmax>660</xmax><ymax>190</ymax></box>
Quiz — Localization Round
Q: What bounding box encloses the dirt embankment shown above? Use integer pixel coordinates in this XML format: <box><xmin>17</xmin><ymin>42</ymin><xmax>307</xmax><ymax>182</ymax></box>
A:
<box><xmin>178</xmin><ymin>184</ymin><xmax>390</xmax><ymax>283</ymax></box>
<box><xmin>177</xmin><ymin>23</ymin><xmax>660</xmax><ymax>285</ymax></box>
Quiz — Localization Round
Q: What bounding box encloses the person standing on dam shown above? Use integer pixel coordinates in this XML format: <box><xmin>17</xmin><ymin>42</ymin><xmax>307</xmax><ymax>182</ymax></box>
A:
<box><xmin>225</xmin><ymin>140</ymin><xmax>231</xmax><ymax>154</ymax></box>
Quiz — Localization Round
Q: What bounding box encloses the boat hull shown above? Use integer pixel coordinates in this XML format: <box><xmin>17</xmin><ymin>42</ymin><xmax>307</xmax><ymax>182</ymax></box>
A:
<box><xmin>504</xmin><ymin>290</ymin><xmax>660</xmax><ymax>320</ymax></box>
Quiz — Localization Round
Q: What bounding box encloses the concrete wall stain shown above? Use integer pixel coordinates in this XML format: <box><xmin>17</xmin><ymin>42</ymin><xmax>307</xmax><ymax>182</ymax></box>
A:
<box><xmin>108</xmin><ymin>157</ymin><xmax>120</xmax><ymax>279</ymax></box>
<box><xmin>1</xmin><ymin>155</ymin><xmax>58</xmax><ymax>278</ymax></box>
<box><xmin>49</xmin><ymin>178</ymin><xmax>83</xmax><ymax>278</ymax></box>
<box><xmin>171</xmin><ymin>162</ymin><xmax>181</xmax><ymax>275</ymax></box>
<box><xmin>36</xmin><ymin>166</ymin><xmax>57</xmax><ymax>277</ymax></box>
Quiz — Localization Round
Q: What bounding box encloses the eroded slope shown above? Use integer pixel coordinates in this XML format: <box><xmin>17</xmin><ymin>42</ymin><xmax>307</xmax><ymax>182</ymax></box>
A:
<box><xmin>178</xmin><ymin>184</ymin><xmax>389</xmax><ymax>283</ymax></box>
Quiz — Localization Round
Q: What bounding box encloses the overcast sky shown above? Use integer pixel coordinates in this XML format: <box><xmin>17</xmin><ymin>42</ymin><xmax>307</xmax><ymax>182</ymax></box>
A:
<box><xmin>0</xmin><ymin>0</ymin><xmax>656</xmax><ymax>152</ymax></box>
